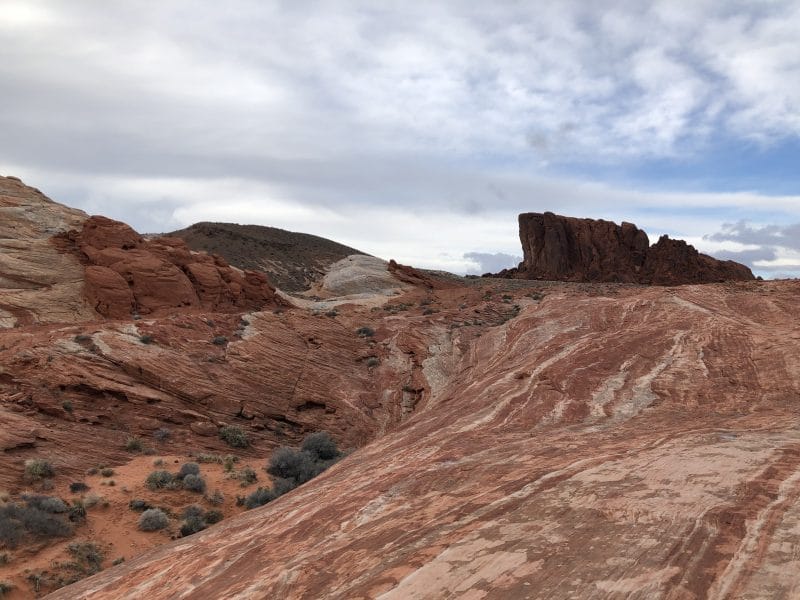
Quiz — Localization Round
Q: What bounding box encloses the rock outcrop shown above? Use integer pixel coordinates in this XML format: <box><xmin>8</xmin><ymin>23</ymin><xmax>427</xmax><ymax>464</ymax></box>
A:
<box><xmin>0</xmin><ymin>176</ymin><xmax>281</xmax><ymax>326</ymax></box>
<box><xmin>506</xmin><ymin>212</ymin><xmax>754</xmax><ymax>285</ymax></box>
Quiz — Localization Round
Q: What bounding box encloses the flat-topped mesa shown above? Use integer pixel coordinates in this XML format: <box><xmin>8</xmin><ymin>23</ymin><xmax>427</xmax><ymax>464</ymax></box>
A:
<box><xmin>509</xmin><ymin>212</ymin><xmax>754</xmax><ymax>285</ymax></box>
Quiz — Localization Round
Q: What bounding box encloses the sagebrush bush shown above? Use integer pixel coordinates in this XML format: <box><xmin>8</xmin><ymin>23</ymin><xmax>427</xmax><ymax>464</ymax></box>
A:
<box><xmin>177</xmin><ymin>462</ymin><xmax>200</xmax><ymax>480</ymax></box>
<box><xmin>0</xmin><ymin>501</ymin><xmax>73</xmax><ymax>548</ymax></box>
<box><xmin>237</xmin><ymin>467</ymin><xmax>257</xmax><ymax>486</ymax></box>
<box><xmin>128</xmin><ymin>499</ymin><xmax>151</xmax><ymax>512</ymax></box>
<box><xmin>138</xmin><ymin>508</ymin><xmax>168</xmax><ymax>531</ymax></box>
<box><xmin>0</xmin><ymin>581</ymin><xmax>13</xmax><ymax>596</ymax></box>
<box><xmin>205</xmin><ymin>509</ymin><xmax>223</xmax><ymax>524</ymax></box>
<box><xmin>69</xmin><ymin>482</ymin><xmax>89</xmax><ymax>493</ymax></box>
<box><xmin>182</xmin><ymin>474</ymin><xmax>206</xmax><ymax>494</ymax></box>
<box><xmin>219</xmin><ymin>426</ymin><xmax>249</xmax><ymax>448</ymax></box>
<box><xmin>125</xmin><ymin>436</ymin><xmax>143</xmax><ymax>452</ymax></box>
<box><xmin>145</xmin><ymin>470</ymin><xmax>175</xmax><ymax>490</ymax></box>
<box><xmin>356</xmin><ymin>326</ymin><xmax>375</xmax><ymax>338</ymax></box>
<box><xmin>179</xmin><ymin>515</ymin><xmax>206</xmax><ymax>537</ymax></box>
<box><xmin>301</xmin><ymin>431</ymin><xmax>339</xmax><ymax>460</ymax></box>
<box><xmin>267</xmin><ymin>448</ymin><xmax>320</xmax><ymax>486</ymax></box>
<box><xmin>100</xmin><ymin>468</ymin><xmax>114</xmax><ymax>478</ymax></box>
<box><xmin>244</xmin><ymin>487</ymin><xmax>276</xmax><ymax>509</ymax></box>
<box><xmin>24</xmin><ymin>459</ymin><xmax>54</xmax><ymax>481</ymax></box>
<box><xmin>153</xmin><ymin>428</ymin><xmax>171</xmax><ymax>442</ymax></box>
<box><xmin>181</xmin><ymin>505</ymin><xmax>204</xmax><ymax>520</ymax></box>
<box><xmin>206</xmin><ymin>489</ymin><xmax>224</xmax><ymax>505</ymax></box>
<box><xmin>23</xmin><ymin>495</ymin><xmax>67</xmax><ymax>514</ymax></box>
<box><xmin>67</xmin><ymin>541</ymin><xmax>104</xmax><ymax>574</ymax></box>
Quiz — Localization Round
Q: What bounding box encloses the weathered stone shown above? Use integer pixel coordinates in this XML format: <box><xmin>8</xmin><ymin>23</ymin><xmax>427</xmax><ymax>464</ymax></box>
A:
<box><xmin>507</xmin><ymin>211</ymin><xmax>754</xmax><ymax>285</ymax></box>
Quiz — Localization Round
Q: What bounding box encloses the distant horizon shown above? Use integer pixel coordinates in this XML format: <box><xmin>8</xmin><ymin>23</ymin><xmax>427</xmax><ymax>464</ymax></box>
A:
<box><xmin>2</xmin><ymin>2</ymin><xmax>799</xmax><ymax>278</ymax></box>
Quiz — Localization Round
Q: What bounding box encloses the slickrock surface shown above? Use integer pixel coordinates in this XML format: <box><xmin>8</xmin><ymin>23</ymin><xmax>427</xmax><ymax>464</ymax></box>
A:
<box><xmin>0</xmin><ymin>176</ymin><xmax>94</xmax><ymax>326</ymax></box>
<box><xmin>169</xmin><ymin>222</ymin><xmax>366</xmax><ymax>292</ymax></box>
<box><xmin>508</xmin><ymin>212</ymin><xmax>754</xmax><ymax>284</ymax></box>
<box><xmin>49</xmin><ymin>279</ymin><xmax>800</xmax><ymax>600</ymax></box>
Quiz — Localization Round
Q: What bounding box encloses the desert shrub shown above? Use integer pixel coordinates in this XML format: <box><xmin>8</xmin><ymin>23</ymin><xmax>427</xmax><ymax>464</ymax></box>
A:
<box><xmin>112</xmin><ymin>557</ymin><xmax>125</xmax><ymax>566</ymax></box>
<box><xmin>206</xmin><ymin>490</ymin><xmax>225</xmax><ymax>506</ymax></box>
<box><xmin>0</xmin><ymin>581</ymin><xmax>13</xmax><ymax>596</ymax></box>
<box><xmin>68</xmin><ymin>502</ymin><xmax>86</xmax><ymax>523</ymax></box>
<box><xmin>67</xmin><ymin>541</ymin><xmax>104</xmax><ymax>574</ymax></box>
<box><xmin>266</xmin><ymin>447</ymin><xmax>318</xmax><ymax>485</ymax></box>
<box><xmin>0</xmin><ymin>553</ymin><xmax>8</xmax><ymax>565</ymax></box>
<box><xmin>212</xmin><ymin>336</ymin><xmax>228</xmax><ymax>346</ymax></box>
<box><xmin>153</xmin><ymin>458</ymin><xmax>165</xmax><ymax>467</ymax></box>
<box><xmin>219</xmin><ymin>426</ymin><xmax>249</xmax><ymax>448</ymax></box>
<box><xmin>237</xmin><ymin>467</ymin><xmax>257</xmax><ymax>486</ymax></box>
<box><xmin>100</xmin><ymin>468</ymin><xmax>114</xmax><ymax>478</ymax></box>
<box><xmin>139</xmin><ymin>334</ymin><xmax>153</xmax><ymax>344</ymax></box>
<box><xmin>24</xmin><ymin>459</ymin><xmax>54</xmax><ymax>481</ymax></box>
<box><xmin>138</xmin><ymin>508</ymin><xmax>168</xmax><ymax>531</ymax></box>
<box><xmin>128</xmin><ymin>499</ymin><xmax>152</xmax><ymax>512</ymax></box>
<box><xmin>0</xmin><ymin>501</ymin><xmax>73</xmax><ymax>547</ymax></box>
<box><xmin>177</xmin><ymin>462</ymin><xmax>200</xmax><ymax>480</ymax></box>
<box><xmin>301</xmin><ymin>431</ymin><xmax>339</xmax><ymax>461</ymax></box>
<box><xmin>86</xmin><ymin>467</ymin><xmax>98</xmax><ymax>476</ymax></box>
<box><xmin>196</xmin><ymin>453</ymin><xmax>223</xmax><ymax>464</ymax></box>
<box><xmin>365</xmin><ymin>356</ymin><xmax>380</xmax><ymax>367</ymax></box>
<box><xmin>356</xmin><ymin>326</ymin><xmax>374</xmax><ymax>338</ymax></box>
<box><xmin>107</xmin><ymin>480</ymin><xmax>116</xmax><ymax>487</ymax></box>
<box><xmin>181</xmin><ymin>505</ymin><xmax>204</xmax><ymax>520</ymax></box>
<box><xmin>125</xmin><ymin>436</ymin><xmax>143</xmax><ymax>452</ymax></box>
<box><xmin>82</xmin><ymin>494</ymin><xmax>102</xmax><ymax>509</ymax></box>
<box><xmin>69</xmin><ymin>482</ymin><xmax>89</xmax><ymax>493</ymax></box>
<box><xmin>179</xmin><ymin>516</ymin><xmax>206</xmax><ymax>537</ymax></box>
<box><xmin>244</xmin><ymin>487</ymin><xmax>275</xmax><ymax>509</ymax></box>
<box><xmin>145</xmin><ymin>470</ymin><xmax>174</xmax><ymax>490</ymax></box>
<box><xmin>153</xmin><ymin>428</ymin><xmax>171</xmax><ymax>442</ymax></box>
<box><xmin>62</xmin><ymin>400</ymin><xmax>73</xmax><ymax>412</ymax></box>
<box><xmin>204</xmin><ymin>509</ymin><xmax>223</xmax><ymax>524</ymax></box>
<box><xmin>182</xmin><ymin>474</ymin><xmax>206</xmax><ymax>494</ymax></box>
<box><xmin>23</xmin><ymin>495</ymin><xmax>67</xmax><ymax>514</ymax></box>
<box><xmin>223</xmin><ymin>455</ymin><xmax>238</xmax><ymax>472</ymax></box>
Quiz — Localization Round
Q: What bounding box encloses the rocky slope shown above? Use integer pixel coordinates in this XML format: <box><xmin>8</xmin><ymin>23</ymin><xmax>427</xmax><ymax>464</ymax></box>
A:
<box><xmin>2</xmin><ymin>177</ymin><xmax>798</xmax><ymax>599</ymax></box>
<box><xmin>168</xmin><ymin>222</ymin><xmax>366</xmax><ymax>292</ymax></box>
<box><xmin>51</xmin><ymin>277</ymin><xmax>800</xmax><ymax>600</ymax></box>
<box><xmin>506</xmin><ymin>212</ymin><xmax>755</xmax><ymax>284</ymax></box>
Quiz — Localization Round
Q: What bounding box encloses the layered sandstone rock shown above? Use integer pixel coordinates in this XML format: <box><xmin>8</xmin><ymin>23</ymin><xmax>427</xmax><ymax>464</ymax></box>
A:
<box><xmin>508</xmin><ymin>212</ymin><xmax>754</xmax><ymax>284</ymax></box>
<box><xmin>50</xmin><ymin>279</ymin><xmax>800</xmax><ymax>600</ymax></box>
<box><xmin>0</xmin><ymin>176</ymin><xmax>95</xmax><ymax>326</ymax></box>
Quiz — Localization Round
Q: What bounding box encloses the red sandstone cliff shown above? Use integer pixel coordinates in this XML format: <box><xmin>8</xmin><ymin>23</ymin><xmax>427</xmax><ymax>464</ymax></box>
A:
<box><xmin>508</xmin><ymin>212</ymin><xmax>754</xmax><ymax>285</ymax></box>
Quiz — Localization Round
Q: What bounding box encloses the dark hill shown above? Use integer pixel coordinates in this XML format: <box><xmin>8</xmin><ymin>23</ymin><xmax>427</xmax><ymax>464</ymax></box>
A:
<box><xmin>167</xmin><ymin>222</ymin><xmax>366</xmax><ymax>292</ymax></box>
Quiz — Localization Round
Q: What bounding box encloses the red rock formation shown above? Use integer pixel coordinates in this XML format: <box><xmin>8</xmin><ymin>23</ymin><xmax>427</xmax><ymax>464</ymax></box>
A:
<box><xmin>72</xmin><ymin>215</ymin><xmax>281</xmax><ymax>317</ymax></box>
<box><xmin>509</xmin><ymin>212</ymin><xmax>754</xmax><ymax>285</ymax></box>
<box><xmin>48</xmin><ymin>279</ymin><xmax>800</xmax><ymax>600</ymax></box>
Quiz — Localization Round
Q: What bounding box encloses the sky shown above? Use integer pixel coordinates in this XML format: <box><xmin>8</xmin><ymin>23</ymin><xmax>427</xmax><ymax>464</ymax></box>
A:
<box><xmin>1</xmin><ymin>1</ymin><xmax>799</xmax><ymax>277</ymax></box>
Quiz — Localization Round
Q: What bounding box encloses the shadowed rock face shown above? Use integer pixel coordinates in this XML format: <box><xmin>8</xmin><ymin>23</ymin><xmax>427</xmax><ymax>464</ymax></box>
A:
<box><xmin>510</xmin><ymin>212</ymin><xmax>754</xmax><ymax>285</ymax></box>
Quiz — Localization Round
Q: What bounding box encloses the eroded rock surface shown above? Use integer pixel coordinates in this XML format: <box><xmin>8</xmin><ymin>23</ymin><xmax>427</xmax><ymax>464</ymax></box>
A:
<box><xmin>50</xmin><ymin>279</ymin><xmax>800</xmax><ymax>600</ymax></box>
<box><xmin>508</xmin><ymin>212</ymin><xmax>754</xmax><ymax>284</ymax></box>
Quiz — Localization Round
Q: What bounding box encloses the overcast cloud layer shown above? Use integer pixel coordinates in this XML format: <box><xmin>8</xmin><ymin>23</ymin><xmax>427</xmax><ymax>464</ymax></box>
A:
<box><xmin>1</xmin><ymin>1</ymin><xmax>799</xmax><ymax>276</ymax></box>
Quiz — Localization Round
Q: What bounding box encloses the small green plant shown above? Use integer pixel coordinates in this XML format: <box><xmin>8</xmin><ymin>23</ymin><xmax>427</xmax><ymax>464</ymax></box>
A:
<box><xmin>24</xmin><ymin>459</ymin><xmax>54</xmax><ymax>482</ymax></box>
<box><xmin>138</xmin><ymin>508</ymin><xmax>168</xmax><ymax>531</ymax></box>
<box><xmin>219</xmin><ymin>426</ymin><xmax>249</xmax><ymax>448</ymax></box>
<box><xmin>69</xmin><ymin>481</ymin><xmax>89</xmax><ymax>493</ymax></box>
<box><xmin>125</xmin><ymin>436</ymin><xmax>143</xmax><ymax>452</ymax></box>
<box><xmin>100</xmin><ymin>468</ymin><xmax>114</xmax><ymax>478</ymax></box>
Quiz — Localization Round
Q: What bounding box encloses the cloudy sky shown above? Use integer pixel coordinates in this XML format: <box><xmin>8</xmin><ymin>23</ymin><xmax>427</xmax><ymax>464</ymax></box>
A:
<box><xmin>2</xmin><ymin>1</ymin><xmax>799</xmax><ymax>276</ymax></box>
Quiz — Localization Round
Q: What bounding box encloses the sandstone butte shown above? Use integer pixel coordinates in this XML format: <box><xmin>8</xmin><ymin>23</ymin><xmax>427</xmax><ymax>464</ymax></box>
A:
<box><xmin>496</xmin><ymin>211</ymin><xmax>755</xmax><ymax>285</ymax></box>
<box><xmin>0</xmin><ymin>175</ymin><xmax>799</xmax><ymax>599</ymax></box>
